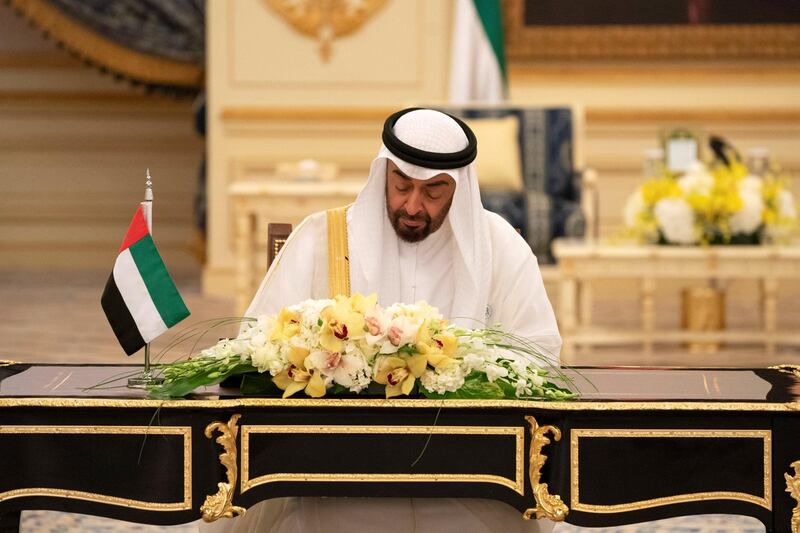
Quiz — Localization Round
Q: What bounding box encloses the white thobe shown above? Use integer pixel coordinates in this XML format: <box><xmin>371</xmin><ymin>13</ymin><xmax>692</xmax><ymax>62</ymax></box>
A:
<box><xmin>221</xmin><ymin>209</ymin><xmax>561</xmax><ymax>533</ymax></box>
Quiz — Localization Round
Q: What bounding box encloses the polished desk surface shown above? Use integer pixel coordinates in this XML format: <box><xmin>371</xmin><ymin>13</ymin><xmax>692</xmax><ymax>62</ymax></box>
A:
<box><xmin>0</xmin><ymin>363</ymin><xmax>798</xmax><ymax>532</ymax></box>
<box><xmin>1</xmin><ymin>364</ymin><xmax>797</xmax><ymax>406</ymax></box>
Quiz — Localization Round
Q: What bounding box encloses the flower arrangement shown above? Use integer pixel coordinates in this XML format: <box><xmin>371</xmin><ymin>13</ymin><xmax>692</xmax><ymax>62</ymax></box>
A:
<box><xmin>149</xmin><ymin>294</ymin><xmax>574</xmax><ymax>401</ymax></box>
<box><xmin>624</xmin><ymin>159</ymin><xmax>797</xmax><ymax>246</ymax></box>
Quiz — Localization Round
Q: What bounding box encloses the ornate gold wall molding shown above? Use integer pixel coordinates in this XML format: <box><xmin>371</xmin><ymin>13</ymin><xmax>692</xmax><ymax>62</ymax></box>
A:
<box><xmin>264</xmin><ymin>0</ymin><xmax>388</xmax><ymax>62</ymax></box>
<box><xmin>221</xmin><ymin>106</ymin><xmax>393</xmax><ymax>122</ymax></box>
<box><xmin>7</xmin><ymin>0</ymin><xmax>202</xmax><ymax>87</ymax></box>
<box><xmin>219</xmin><ymin>105</ymin><xmax>800</xmax><ymax>126</ymax></box>
<box><xmin>502</xmin><ymin>0</ymin><xmax>800</xmax><ymax>62</ymax></box>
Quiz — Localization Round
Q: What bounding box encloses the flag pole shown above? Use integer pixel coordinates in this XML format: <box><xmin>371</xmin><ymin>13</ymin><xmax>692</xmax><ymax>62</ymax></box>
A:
<box><xmin>127</xmin><ymin>169</ymin><xmax>164</xmax><ymax>388</ymax></box>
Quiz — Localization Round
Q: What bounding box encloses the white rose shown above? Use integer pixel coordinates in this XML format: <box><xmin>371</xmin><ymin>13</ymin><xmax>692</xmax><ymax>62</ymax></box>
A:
<box><xmin>654</xmin><ymin>198</ymin><xmax>697</xmax><ymax>244</ymax></box>
<box><xmin>677</xmin><ymin>163</ymin><xmax>714</xmax><ymax>195</ymax></box>
<box><xmin>623</xmin><ymin>188</ymin><xmax>646</xmax><ymax>227</ymax></box>
<box><xmin>730</xmin><ymin>190</ymin><xmax>763</xmax><ymax>235</ymax></box>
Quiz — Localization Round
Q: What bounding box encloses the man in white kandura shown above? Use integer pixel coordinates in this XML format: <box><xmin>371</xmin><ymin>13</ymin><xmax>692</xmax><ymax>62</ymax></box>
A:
<box><xmin>230</xmin><ymin>108</ymin><xmax>560</xmax><ymax>533</ymax></box>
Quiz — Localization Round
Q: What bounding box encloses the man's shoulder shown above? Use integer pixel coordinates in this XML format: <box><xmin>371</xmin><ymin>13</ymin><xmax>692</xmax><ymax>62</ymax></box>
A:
<box><xmin>484</xmin><ymin>209</ymin><xmax>539</xmax><ymax>262</ymax></box>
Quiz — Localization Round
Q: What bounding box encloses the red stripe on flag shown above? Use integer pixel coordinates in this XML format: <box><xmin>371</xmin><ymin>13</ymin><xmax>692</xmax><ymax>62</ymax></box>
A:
<box><xmin>118</xmin><ymin>205</ymin><xmax>150</xmax><ymax>253</ymax></box>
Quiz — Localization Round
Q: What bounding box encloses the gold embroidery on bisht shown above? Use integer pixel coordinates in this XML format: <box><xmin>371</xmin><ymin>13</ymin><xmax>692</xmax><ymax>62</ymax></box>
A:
<box><xmin>327</xmin><ymin>206</ymin><xmax>351</xmax><ymax>298</ymax></box>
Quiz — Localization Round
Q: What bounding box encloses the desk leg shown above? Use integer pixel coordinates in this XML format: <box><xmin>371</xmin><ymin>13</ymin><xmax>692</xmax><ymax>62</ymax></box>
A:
<box><xmin>0</xmin><ymin>510</ymin><xmax>20</xmax><ymax>533</ymax></box>
<box><xmin>578</xmin><ymin>281</ymin><xmax>592</xmax><ymax>355</ymax></box>
<box><xmin>641</xmin><ymin>278</ymin><xmax>656</xmax><ymax>356</ymax></box>
<box><xmin>235</xmin><ymin>212</ymin><xmax>254</xmax><ymax>316</ymax></box>
<box><xmin>559</xmin><ymin>276</ymin><xmax>578</xmax><ymax>358</ymax></box>
<box><xmin>762</xmin><ymin>278</ymin><xmax>777</xmax><ymax>357</ymax></box>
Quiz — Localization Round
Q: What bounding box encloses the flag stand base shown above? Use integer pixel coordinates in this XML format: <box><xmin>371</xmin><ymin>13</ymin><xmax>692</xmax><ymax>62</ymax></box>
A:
<box><xmin>127</xmin><ymin>372</ymin><xmax>165</xmax><ymax>389</ymax></box>
<box><xmin>127</xmin><ymin>344</ymin><xmax>163</xmax><ymax>389</ymax></box>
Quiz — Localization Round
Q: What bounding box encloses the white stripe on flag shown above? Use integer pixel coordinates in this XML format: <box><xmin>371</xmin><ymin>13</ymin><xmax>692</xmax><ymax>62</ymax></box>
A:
<box><xmin>113</xmin><ymin>249</ymin><xmax>168</xmax><ymax>343</ymax></box>
<box><xmin>449</xmin><ymin>0</ymin><xmax>504</xmax><ymax>104</ymax></box>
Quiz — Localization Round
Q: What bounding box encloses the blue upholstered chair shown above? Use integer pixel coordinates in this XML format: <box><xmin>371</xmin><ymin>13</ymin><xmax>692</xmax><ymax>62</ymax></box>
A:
<box><xmin>435</xmin><ymin>106</ymin><xmax>595</xmax><ymax>264</ymax></box>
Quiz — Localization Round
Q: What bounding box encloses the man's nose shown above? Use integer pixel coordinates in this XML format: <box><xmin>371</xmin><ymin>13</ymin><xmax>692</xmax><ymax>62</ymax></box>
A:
<box><xmin>404</xmin><ymin>189</ymin><xmax>423</xmax><ymax>216</ymax></box>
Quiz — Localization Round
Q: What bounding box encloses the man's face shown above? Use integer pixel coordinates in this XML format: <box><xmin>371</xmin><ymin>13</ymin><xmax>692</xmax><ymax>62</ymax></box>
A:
<box><xmin>385</xmin><ymin>159</ymin><xmax>456</xmax><ymax>243</ymax></box>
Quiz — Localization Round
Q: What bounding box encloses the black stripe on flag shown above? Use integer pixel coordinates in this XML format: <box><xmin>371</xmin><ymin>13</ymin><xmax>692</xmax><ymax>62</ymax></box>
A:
<box><xmin>101</xmin><ymin>273</ymin><xmax>146</xmax><ymax>355</ymax></box>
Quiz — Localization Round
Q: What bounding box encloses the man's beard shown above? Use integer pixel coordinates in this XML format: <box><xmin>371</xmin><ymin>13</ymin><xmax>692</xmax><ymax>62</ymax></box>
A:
<box><xmin>386</xmin><ymin>196</ymin><xmax>453</xmax><ymax>243</ymax></box>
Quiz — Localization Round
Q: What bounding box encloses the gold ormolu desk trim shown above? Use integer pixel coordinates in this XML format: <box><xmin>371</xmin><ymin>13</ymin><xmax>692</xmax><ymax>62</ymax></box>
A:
<box><xmin>786</xmin><ymin>460</ymin><xmax>800</xmax><ymax>533</ymax></box>
<box><xmin>0</xmin><ymin>397</ymin><xmax>798</xmax><ymax>412</ymax></box>
<box><xmin>240</xmin><ymin>424</ymin><xmax>525</xmax><ymax>495</ymax></box>
<box><xmin>201</xmin><ymin>414</ymin><xmax>246</xmax><ymax>522</ymax></box>
<box><xmin>570</xmin><ymin>429</ymin><xmax>772</xmax><ymax>513</ymax></box>
<box><xmin>0</xmin><ymin>425</ymin><xmax>192</xmax><ymax>510</ymax></box>
<box><xmin>522</xmin><ymin>415</ymin><xmax>568</xmax><ymax>521</ymax></box>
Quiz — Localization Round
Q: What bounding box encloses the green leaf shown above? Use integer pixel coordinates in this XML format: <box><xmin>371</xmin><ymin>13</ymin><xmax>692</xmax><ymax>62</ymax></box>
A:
<box><xmin>240</xmin><ymin>373</ymin><xmax>281</xmax><ymax>396</ymax></box>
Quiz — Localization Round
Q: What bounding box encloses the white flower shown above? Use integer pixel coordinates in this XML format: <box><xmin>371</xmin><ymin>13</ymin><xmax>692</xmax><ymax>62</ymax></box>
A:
<box><xmin>462</xmin><ymin>353</ymin><xmax>485</xmax><ymax>374</ymax></box>
<box><xmin>739</xmin><ymin>176</ymin><xmax>763</xmax><ymax>194</ymax></box>
<box><xmin>677</xmin><ymin>163</ymin><xmax>714</xmax><ymax>195</ymax></box>
<box><xmin>730</xmin><ymin>189</ymin><xmax>763</xmax><ymax>235</ymax></box>
<box><xmin>623</xmin><ymin>188</ymin><xmax>645</xmax><ymax>227</ymax></box>
<box><xmin>379</xmin><ymin>314</ymin><xmax>422</xmax><ymax>353</ymax></box>
<box><xmin>514</xmin><ymin>378</ymin><xmax>532</xmax><ymax>397</ymax></box>
<box><xmin>777</xmin><ymin>190</ymin><xmax>797</xmax><ymax>220</ymax></box>
<box><xmin>529</xmin><ymin>372</ymin><xmax>545</xmax><ymax>388</ymax></box>
<box><xmin>654</xmin><ymin>198</ymin><xmax>697</xmax><ymax>244</ymax></box>
<box><xmin>364</xmin><ymin>306</ymin><xmax>391</xmax><ymax>346</ymax></box>
<box><xmin>485</xmin><ymin>363</ymin><xmax>508</xmax><ymax>382</ymax></box>
<box><xmin>250</xmin><ymin>343</ymin><xmax>280</xmax><ymax>373</ymax></box>
<box><xmin>419</xmin><ymin>364</ymin><xmax>466</xmax><ymax>395</ymax></box>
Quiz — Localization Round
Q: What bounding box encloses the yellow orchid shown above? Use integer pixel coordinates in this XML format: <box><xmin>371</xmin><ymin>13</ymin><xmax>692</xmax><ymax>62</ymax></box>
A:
<box><xmin>271</xmin><ymin>346</ymin><xmax>326</xmax><ymax>398</ymax></box>
<box><xmin>374</xmin><ymin>354</ymin><xmax>427</xmax><ymax>398</ymax></box>
<box><xmin>414</xmin><ymin>322</ymin><xmax>458</xmax><ymax>370</ymax></box>
<box><xmin>270</xmin><ymin>308</ymin><xmax>301</xmax><ymax>342</ymax></box>
<box><xmin>349</xmin><ymin>293</ymin><xmax>378</xmax><ymax>315</ymax></box>
<box><xmin>319</xmin><ymin>295</ymin><xmax>366</xmax><ymax>352</ymax></box>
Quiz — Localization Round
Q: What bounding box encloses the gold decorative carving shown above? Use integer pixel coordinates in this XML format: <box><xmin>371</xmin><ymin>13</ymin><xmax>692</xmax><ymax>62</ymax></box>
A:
<box><xmin>240</xmin><ymin>424</ymin><xmax>525</xmax><ymax>494</ymax></box>
<box><xmin>201</xmin><ymin>414</ymin><xmax>246</xmax><ymax>522</ymax></box>
<box><xmin>265</xmin><ymin>0</ymin><xmax>388</xmax><ymax>62</ymax></box>
<box><xmin>571</xmin><ymin>429</ymin><xmax>772</xmax><ymax>512</ymax></box>
<box><xmin>0</xmin><ymin>425</ymin><xmax>192</xmax><ymax>510</ymax></box>
<box><xmin>0</xmin><ymin>360</ymin><xmax>19</xmax><ymax>367</ymax></box>
<box><xmin>770</xmin><ymin>365</ymin><xmax>800</xmax><ymax>379</ymax></box>
<box><xmin>522</xmin><ymin>416</ymin><xmax>568</xmax><ymax>521</ymax></box>
<box><xmin>502</xmin><ymin>0</ymin><xmax>800</xmax><ymax>62</ymax></box>
<box><xmin>786</xmin><ymin>460</ymin><xmax>800</xmax><ymax>533</ymax></box>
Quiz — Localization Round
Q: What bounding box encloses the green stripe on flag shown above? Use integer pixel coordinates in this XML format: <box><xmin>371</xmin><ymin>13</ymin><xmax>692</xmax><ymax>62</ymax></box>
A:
<box><xmin>128</xmin><ymin>235</ymin><xmax>190</xmax><ymax>327</ymax></box>
<box><xmin>474</xmin><ymin>0</ymin><xmax>506</xmax><ymax>80</ymax></box>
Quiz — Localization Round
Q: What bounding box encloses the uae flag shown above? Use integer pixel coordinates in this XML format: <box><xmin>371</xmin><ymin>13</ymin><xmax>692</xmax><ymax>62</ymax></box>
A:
<box><xmin>101</xmin><ymin>205</ymin><xmax>190</xmax><ymax>355</ymax></box>
<box><xmin>449</xmin><ymin>0</ymin><xmax>507</xmax><ymax>104</ymax></box>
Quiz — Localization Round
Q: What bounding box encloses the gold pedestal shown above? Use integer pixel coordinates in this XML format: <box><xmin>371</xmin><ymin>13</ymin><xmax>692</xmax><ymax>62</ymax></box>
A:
<box><xmin>681</xmin><ymin>287</ymin><xmax>725</xmax><ymax>354</ymax></box>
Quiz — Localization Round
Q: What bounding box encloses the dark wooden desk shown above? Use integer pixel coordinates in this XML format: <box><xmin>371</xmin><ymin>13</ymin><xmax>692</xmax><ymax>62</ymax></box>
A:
<box><xmin>0</xmin><ymin>363</ymin><xmax>798</xmax><ymax>532</ymax></box>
